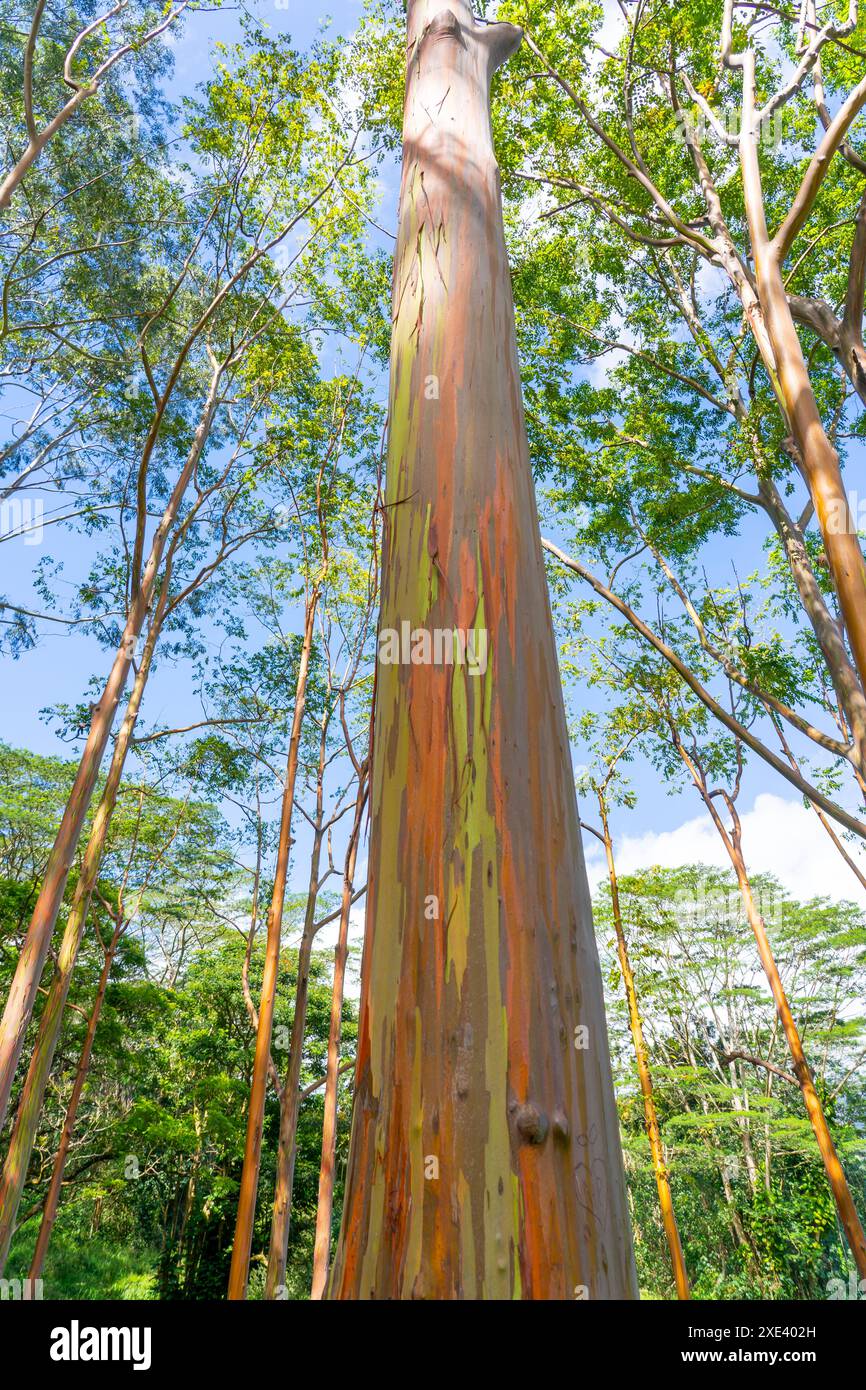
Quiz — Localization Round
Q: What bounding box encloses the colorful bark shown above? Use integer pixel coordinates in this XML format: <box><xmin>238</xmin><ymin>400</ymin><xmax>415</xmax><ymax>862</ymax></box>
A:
<box><xmin>327</xmin><ymin>1</ymin><xmax>637</xmax><ymax>1300</ymax></box>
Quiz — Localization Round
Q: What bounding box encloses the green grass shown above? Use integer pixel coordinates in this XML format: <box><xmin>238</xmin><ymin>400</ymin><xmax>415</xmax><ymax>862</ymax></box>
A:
<box><xmin>7</xmin><ymin>1216</ymin><xmax>159</xmax><ymax>1300</ymax></box>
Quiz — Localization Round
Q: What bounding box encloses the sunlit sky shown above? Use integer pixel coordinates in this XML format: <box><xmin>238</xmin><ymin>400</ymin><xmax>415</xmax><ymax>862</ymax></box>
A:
<box><xmin>2</xmin><ymin>0</ymin><xmax>864</xmax><ymax>919</ymax></box>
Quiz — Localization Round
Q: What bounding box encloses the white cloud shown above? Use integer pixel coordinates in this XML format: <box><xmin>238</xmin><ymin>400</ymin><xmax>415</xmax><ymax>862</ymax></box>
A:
<box><xmin>583</xmin><ymin>792</ymin><xmax>866</xmax><ymax>909</ymax></box>
<box><xmin>301</xmin><ymin>795</ymin><xmax>866</xmax><ymax>1012</ymax></box>
<box><xmin>305</xmin><ymin>880</ymin><xmax>367</xmax><ymax>1002</ymax></box>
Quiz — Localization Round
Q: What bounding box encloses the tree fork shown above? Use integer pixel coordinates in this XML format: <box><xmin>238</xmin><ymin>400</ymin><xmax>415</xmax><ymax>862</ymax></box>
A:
<box><xmin>0</xmin><ymin>364</ymin><xmax>223</xmax><ymax>1134</ymax></box>
<box><xmin>326</xmin><ymin>0</ymin><xmax>637</xmax><ymax>1300</ymax></box>
<box><xmin>737</xmin><ymin>63</ymin><xmax>866</xmax><ymax>702</ymax></box>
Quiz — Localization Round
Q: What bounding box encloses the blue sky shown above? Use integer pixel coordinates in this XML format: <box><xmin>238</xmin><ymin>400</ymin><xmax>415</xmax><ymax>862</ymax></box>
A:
<box><xmin>0</xmin><ymin>1</ymin><xmax>384</xmax><ymax>901</ymax></box>
<box><xmin>2</xmin><ymin>0</ymin><xmax>865</xmax><ymax>916</ymax></box>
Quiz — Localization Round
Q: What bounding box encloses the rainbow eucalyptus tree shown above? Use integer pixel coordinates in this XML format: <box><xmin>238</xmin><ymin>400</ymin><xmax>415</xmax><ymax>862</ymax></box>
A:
<box><xmin>327</xmin><ymin>0</ymin><xmax>637</xmax><ymax>1300</ymax></box>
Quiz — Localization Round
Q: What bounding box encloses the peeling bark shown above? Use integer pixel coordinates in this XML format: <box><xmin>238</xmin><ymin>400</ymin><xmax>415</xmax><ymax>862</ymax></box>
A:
<box><xmin>327</xmin><ymin>1</ymin><xmax>637</xmax><ymax>1300</ymax></box>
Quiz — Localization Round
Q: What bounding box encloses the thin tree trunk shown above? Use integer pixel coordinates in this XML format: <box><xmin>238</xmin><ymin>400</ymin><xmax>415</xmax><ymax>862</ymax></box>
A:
<box><xmin>0</xmin><ymin>591</ymin><xmax>164</xmax><ymax>1272</ymax></box>
<box><xmin>0</xmin><ymin>88</ymin><xmax>90</xmax><ymax>211</ymax></box>
<box><xmin>726</xmin><ymin>1056</ymin><xmax>760</xmax><ymax>1196</ymax></box>
<box><xmin>327</xmin><ymin>0</ymin><xmax>637</xmax><ymax>1300</ymax></box>
<box><xmin>597</xmin><ymin>792</ymin><xmax>690</xmax><ymax>1299</ymax></box>
<box><xmin>757</xmin><ymin>476</ymin><xmax>866</xmax><ymax>774</ymax></box>
<box><xmin>674</xmin><ymin>735</ymin><xmax>866</xmax><ymax>1278</ymax></box>
<box><xmin>0</xmin><ymin>364</ymin><xmax>223</xmax><ymax>1133</ymax></box>
<box><xmin>739</xmin><ymin>64</ymin><xmax>866</xmax><ymax>699</ymax></box>
<box><xmin>264</xmin><ymin>711</ymin><xmax>329</xmax><ymax>1298</ymax></box>
<box><xmin>0</xmin><ymin>0</ymin><xmax>188</xmax><ymax>211</ymax></box>
<box><xmin>27</xmin><ymin>915</ymin><xmax>123</xmax><ymax>1282</ymax></box>
<box><xmin>771</xmin><ymin>710</ymin><xmax>866</xmax><ymax>894</ymax></box>
<box><xmin>227</xmin><ymin>588</ymin><xmax>318</xmax><ymax>1300</ymax></box>
<box><xmin>240</xmin><ymin>799</ymin><xmax>281</xmax><ymax>1097</ymax></box>
<box><xmin>310</xmin><ymin>769</ymin><xmax>367</xmax><ymax>1300</ymax></box>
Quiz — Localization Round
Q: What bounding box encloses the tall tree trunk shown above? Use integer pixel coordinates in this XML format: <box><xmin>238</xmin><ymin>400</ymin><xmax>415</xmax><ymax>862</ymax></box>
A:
<box><xmin>327</xmin><ymin>0</ymin><xmax>637</xmax><ymax>1300</ymax></box>
<box><xmin>597</xmin><ymin>792</ymin><xmax>690</xmax><ymax>1300</ymax></box>
<box><xmin>28</xmin><ymin>915</ymin><xmax>124</xmax><ymax>1282</ymax></box>
<box><xmin>674</xmin><ymin>735</ymin><xmax>866</xmax><ymax>1278</ymax></box>
<box><xmin>0</xmin><ymin>595</ymin><xmax>164</xmax><ymax>1273</ymax></box>
<box><xmin>265</xmin><ymin>711</ymin><xmax>330</xmax><ymax>1298</ymax></box>
<box><xmin>310</xmin><ymin>769</ymin><xmax>368</xmax><ymax>1300</ymax></box>
<box><xmin>228</xmin><ymin>588</ymin><xmax>318</xmax><ymax>1299</ymax></box>
<box><xmin>0</xmin><ymin>365</ymin><xmax>223</xmax><ymax>1133</ymax></box>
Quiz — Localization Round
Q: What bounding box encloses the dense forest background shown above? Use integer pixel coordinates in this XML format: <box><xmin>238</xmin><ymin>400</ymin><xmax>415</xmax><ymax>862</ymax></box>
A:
<box><xmin>2</xmin><ymin>0</ymin><xmax>866</xmax><ymax>1300</ymax></box>
<box><xmin>3</xmin><ymin>740</ymin><xmax>865</xmax><ymax>1298</ymax></box>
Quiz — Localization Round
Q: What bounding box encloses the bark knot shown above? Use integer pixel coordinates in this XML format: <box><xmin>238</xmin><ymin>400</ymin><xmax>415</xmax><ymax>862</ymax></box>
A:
<box><xmin>516</xmin><ymin>1102</ymin><xmax>549</xmax><ymax>1145</ymax></box>
<box><xmin>422</xmin><ymin>10</ymin><xmax>466</xmax><ymax>51</ymax></box>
